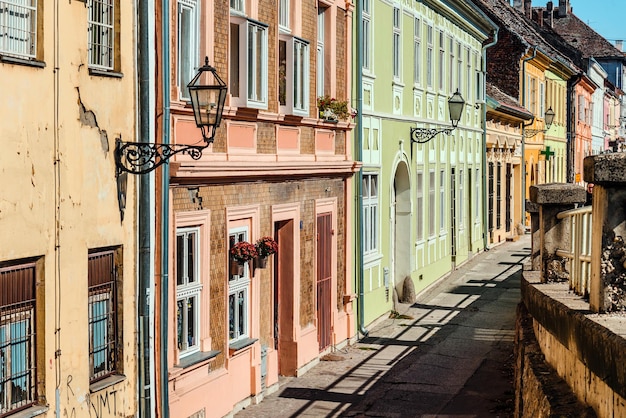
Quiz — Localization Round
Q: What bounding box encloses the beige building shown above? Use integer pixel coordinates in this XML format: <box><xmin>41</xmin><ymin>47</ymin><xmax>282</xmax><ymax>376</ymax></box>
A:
<box><xmin>0</xmin><ymin>1</ymin><xmax>138</xmax><ymax>417</ymax></box>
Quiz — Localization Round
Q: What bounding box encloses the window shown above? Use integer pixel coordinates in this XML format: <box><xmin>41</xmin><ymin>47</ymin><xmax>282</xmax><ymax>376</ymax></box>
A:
<box><xmin>459</xmin><ymin>168</ymin><xmax>464</xmax><ymax>227</ymax></box>
<box><xmin>229</xmin><ymin>228</ymin><xmax>250</xmax><ymax>343</ymax></box>
<box><xmin>488</xmin><ymin>162</ymin><xmax>494</xmax><ymax>231</ymax></box>
<box><xmin>429</xmin><ymin>170</ymin><xmax>435</xmax><ymax>236</ymax></box>
<box><xmin>392</xmin><ymin>6</ymin><xmax>400</xmax><ymax>79</ymax></box>
<box><xmin>475</xmin><ymin>168</ymin><xmax>480</xmax><ymax>223</ymax></box>
<box><xmin>413</xmin><ymin>18</ymin><xmax>421</xmax><ymax>85</ymax></box>
<box><xmin>230</xmin><ymin>18</ymin><xmax>268</xmax><ymax>108</ymax></box>
<box><xmin>178</xmin><ymin>0</ymin><xmax>199</xmax><ymax>100</ymax></box>
<box><xmin>438</xmin><ymin>31</ymin><xmax>444</xmax><ymax>91</ymax></box>
<box><xmin>88</xmin><ymin>249</ymin><xmax>120</xmax><ymax>383</ymax></box>
<box><xmin>317</xmin><ymin>8</ymin><xmax>325</xmax><ymax>97</ymax></box>
<box><xmin>496</xmin><ymin>162</ymin><xmax>502</xmax><ymax>229</ymax></box>
<box><xmin>0</xmin><ymin>0</ymin><xmax>37</xmax><ymax>59</ymax></box>
<box><xmin>426</xmin><ymin>25</ymin><xmax>433</xmax><ymax>88</ymax></box>
<box><xmin>363</xmin><ymin>173</ymin><xmax>379</xmax><ymax>255</ymax></box>
<box><xmin>416</xmin><ymin>170</ymin><xmax>424</xmax><ymax>240</ymax></box>
<box><xmin>362</xmin><ymin>0</ymin><xmax>371</xmax><ymax>71</ymax></box>
<box><xmin>530</xmin><ymin>78</ymin><xmax>537</xmax><ymax>115</ymax></box>
<box><xmin>466</xmin><ymin>48</ymin><xmax>471</xmax><ymax>99</ymax></box>
<box><xmin>279</xmin><ymin>0</ymin><xmax>290</xmax><ymax>30</ymax></box>
<box><xmin>540</xmin><ymin>82</ymin><xmax>545</xmax><ymax>119</ymax></box>
<box><xmin>176</xmin><ymin>228</ymin><xmax>201</xmax><ymax>357</ymax></box>
<box><xmin>456</xmin><ymin>43</ymin><xmax>462</xmax><ymax>93</ymax></box>
<box><xmin>439</xmin><ymin>169</ymin><xmax>445</xmax><ymax>231</ymax></box>
<box><xmin>448</xmin><ymin>37</ymin><xmax>454</xmax><ymax>92</ymax></box>
<box><xmin>0</xmin><ymin>261</ymin><xmax>37</xmax><ymax>414</ymax></box>
<box><xmin>279</xmin><ymin>36</ymin><xmax>309</xmax><ymax>116</ymax></box>
<box><xmin>88</xmin><ymin>0</ymin><xmax>116</xmax><ymax>70</ymax></box>
<box><xmin>230</xmin><ymin>0</ymin><xmax>244</xmax><ymax>13</ymax></box>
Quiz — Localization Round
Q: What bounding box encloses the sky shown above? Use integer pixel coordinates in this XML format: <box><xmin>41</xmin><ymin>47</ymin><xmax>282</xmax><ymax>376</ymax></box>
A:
<box><xmin>570</xmin><ymin>0</ymin><xmax>626</xmax><ymax>44</ymax></box>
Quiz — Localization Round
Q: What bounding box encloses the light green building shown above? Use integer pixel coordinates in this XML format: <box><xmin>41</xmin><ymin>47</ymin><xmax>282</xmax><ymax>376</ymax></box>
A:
<box><xmin>354</xmin><ymin>0</ymin><xmax>497</xmax><ymax>327</ymax></box>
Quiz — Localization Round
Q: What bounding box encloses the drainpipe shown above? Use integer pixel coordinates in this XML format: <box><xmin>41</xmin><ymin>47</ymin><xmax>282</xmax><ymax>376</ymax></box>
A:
<box><xmin>137</xmin><ymin>0</ymin><xmax>155</xmax><ymax>416</ymax></box>
<box><xmin>521</xmin><ymin>47</ymin><xmax>538</xmax><ymax>224</ymax></box>
<box><xmin>566</xmin><ymin>74</ymin><xmax>582</xmax><ymax>183</ymax></box>
<box><xmin>160</xmin><ymin>0</ymin><xmax>171</xmax><ymax>414</ymax></box>
<box><xmin>355</xmin><ymin>0</ymin><xmax>368</xmax><ymax>337</ymax></box>
<box><xmin>481</xmin><ymin>28</ymin><xmax>498</xmax><ymax>251</ymax></box>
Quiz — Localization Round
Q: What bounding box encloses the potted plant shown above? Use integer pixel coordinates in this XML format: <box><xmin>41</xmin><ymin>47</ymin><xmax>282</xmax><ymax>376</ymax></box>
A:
<box><xmin>230</xmin><ymin>241</ymin><xmax>257</xmax><ymax>276</ymax></box>
<box><xmin>317</xmin><ymin>95</ymin><xmax>351</xmax><ymax>122</ymax></box>
<box><xmin>255</xmin><ymin>236</ymin><xmax>278</xmax><ymax>268</ymax></box>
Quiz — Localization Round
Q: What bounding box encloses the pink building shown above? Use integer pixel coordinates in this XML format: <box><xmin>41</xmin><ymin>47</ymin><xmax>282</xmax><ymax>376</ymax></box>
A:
<box><xmin>152</xmin><ymin>1</ymin><xmax>358</xmax><ymax>417</ymax></box>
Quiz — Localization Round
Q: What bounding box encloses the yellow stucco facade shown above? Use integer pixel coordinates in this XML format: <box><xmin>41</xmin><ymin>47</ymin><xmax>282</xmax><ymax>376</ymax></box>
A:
<box><xmin>0</xmin><ymin>1</ymin><xmax>138</xmax><ymax>416</ymax></box>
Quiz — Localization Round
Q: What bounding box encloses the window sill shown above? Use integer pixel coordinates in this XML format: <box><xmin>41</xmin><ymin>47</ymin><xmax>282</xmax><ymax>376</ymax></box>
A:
<box><xmin>5</xmin><ymin>404</ymin><xmax>48</xmax><ymax>418</ymax></box>
<box><xmin>0</xmin><ymin>55</ymin><xmax>45</xmax><ymax>68</ymax></box>
<box><xmin>177</xmin><ymin>350</ymin><xmax>220</xmax><ymax>369</ymax></box>
<box><xmin>89</xmin><ymin>374</ymin><xmax>126</xmax><ymax>393</ymax></box>
<box><xmin>229</xmin><ymin>337</ymin><xmax>258</xmax><ymax>355</ymax></box>
<box><xmin>88</xmin><ymin>68</ymin><xmax>124</xmax><ymax>78</ymax></box>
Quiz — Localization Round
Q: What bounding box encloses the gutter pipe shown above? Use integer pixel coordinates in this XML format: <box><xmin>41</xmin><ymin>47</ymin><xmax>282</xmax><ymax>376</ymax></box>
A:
<box><xmin>355</xmin><ymin>0</ymin><xmax>368</xmax><ymax>337</ymax></box>
<box><xmin>521</xmin><ymin>47</ymin><xmax>538</xmax><ymax>222</ymax></box>
<box><xmin>481</xmin><ymin>28</ymin><xmax>498</xmax><ymax>251</ymax></box>
<box><xmin>137</xmin><ymin>0</ymin><xmax>154</xmax><ymax>416</ymax></box>
<box><xmin>160</xmin><ymin>0</ymin><xmax>171</xmax><ymax>414</ymax></box>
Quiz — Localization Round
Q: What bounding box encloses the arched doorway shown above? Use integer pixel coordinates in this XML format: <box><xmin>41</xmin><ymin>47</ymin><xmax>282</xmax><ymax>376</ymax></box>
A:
<box><xmin>392</xmin><ymin>161</ymin><xmax>411</xmax><ymax>299</ymax></box>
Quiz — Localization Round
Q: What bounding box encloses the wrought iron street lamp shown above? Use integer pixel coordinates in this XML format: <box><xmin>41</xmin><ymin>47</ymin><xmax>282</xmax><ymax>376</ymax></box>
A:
<box><xmin>410</xmin><ymin>90</ymin><xmax>465</xmax><ymax>144</ymax></box>
<box><xmin>115</xmin><ymin>57</ymin><xmax>227</xmax><ymax>175</ymax></box>
<box><xmin>523</xmin><ymin>106</ymin><xmax>554</xmax><ymax>138</ymax></box>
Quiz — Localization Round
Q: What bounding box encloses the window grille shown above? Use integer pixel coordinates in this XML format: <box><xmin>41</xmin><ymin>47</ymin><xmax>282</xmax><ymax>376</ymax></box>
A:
<box><xmin>88</xmin><ymin>0</ymin><xmax>114</xmax><ymax>70</ymax></box>
<box><xmin>0</xmin><ymin>0</ymin><xmax>37</xmax><ymax>58</ymax></box>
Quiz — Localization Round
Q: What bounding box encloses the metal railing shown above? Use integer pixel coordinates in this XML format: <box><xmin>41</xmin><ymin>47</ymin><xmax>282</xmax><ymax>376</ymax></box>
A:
<box><xmin>555</xmin><ymin>206</ymin><xmax>593</xmax><ymax>296</ymax></box>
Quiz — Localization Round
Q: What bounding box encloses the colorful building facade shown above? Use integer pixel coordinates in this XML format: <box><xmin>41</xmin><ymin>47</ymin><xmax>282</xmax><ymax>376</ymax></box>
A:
<box><xmin>0</xmin><ymin>1</ymin><xmax>139</xmax><ymax>417</ymax></box>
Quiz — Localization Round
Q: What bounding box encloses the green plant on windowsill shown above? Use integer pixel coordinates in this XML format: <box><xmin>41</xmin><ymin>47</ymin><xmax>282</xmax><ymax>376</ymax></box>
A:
<box><xmin>317</xmin><ymin>95</ymin><xmax>351</xmax><ymax>122</ymax></box>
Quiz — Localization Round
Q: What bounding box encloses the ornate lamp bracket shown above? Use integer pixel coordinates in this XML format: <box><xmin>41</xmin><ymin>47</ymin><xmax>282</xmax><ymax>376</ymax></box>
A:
<box><xmin>410</xmin><ymin>126</ymin><xmax>455</xmax><ymax>144</ymax></box>
<box><xmin>115</xmin><ymin>138</ymin><xmax>209</xmax><ymax>175</ymax></box>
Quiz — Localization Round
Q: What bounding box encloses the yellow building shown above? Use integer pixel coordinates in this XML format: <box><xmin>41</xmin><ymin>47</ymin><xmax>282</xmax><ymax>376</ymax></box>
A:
<box><xmin>0</xmin><ymin>1</ymin><xmax>138</xmax><ymax>416</ymax></box>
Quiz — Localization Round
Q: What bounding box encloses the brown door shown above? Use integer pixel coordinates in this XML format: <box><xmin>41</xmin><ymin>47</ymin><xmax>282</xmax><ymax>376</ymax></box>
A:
<box><xmin>316</xmin><ymin>212</ymin><xmax>332</xmax><ymax>351</ymax></box>
<box><xmin>274</xmin><ymin>220</ymin><xmax>296</xmax><ymax>375</ymax></box>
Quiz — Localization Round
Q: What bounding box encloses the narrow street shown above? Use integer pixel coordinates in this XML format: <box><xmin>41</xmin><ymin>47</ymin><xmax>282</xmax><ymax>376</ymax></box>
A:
<box><xmin>235</xmin><ymin>235</ymin><xmax>530</xmax><ymax>418</ymax></box>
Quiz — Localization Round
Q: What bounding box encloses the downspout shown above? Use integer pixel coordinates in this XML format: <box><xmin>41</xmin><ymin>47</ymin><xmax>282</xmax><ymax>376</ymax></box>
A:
<box><xmin>481</xmin><ymin>28</ymin><xmax>498</xmax><ymax>251</ymax></box>
<box><xmin>160</xmin><ymin>0</ymin><xmax>171</xmax><ymax>414</ymax></box>
<box><xmin>521</xmin><ymin>47</ymin><xmax>538</xmax><ymax>222</ymax></box>
<box><xmin>355</xmin><ymin>0</ymin><xmax>368</xmax><ymax>337</ymax></box>
<box><xmin>137</xmin><ymin>0</ymin><xmax>154</xmax><ymax>416</ymax></box>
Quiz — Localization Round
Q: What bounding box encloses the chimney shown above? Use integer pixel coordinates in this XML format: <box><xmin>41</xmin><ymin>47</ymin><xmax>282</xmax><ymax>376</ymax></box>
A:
<box><xmin>513</xmin><ymin>0</ymin><xmax>523</xmax><ymax>9</ymax></box>
<box><xmin>616</xmin><ymin>40</ymin><xmax>624</xmax><ymax>52</ymax></box>
<box><xmin>558</xmin><ymin>0</ymin><xmax>570</xmax><ymax>18</ymax></box>
<box><xmin>524</xmin><ymin>0</ymin><xmax>532</xmax><ymax>19</ymax></box>
<box><xmin>537</xmin><ymin>9</ymin><xmax>543</xmax><ymax>27</ymax></box>
<box><xmin>547</xmin><ymin>1</ymin><xmax>554</xmax><ymax>26</ymax></box>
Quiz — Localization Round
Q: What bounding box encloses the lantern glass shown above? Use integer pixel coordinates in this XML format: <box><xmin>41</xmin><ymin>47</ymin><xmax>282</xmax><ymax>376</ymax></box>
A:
<box><xmin>187</xmin><ymin>57</ymin><xmax>227</xmax><ymax>142</ymax></box>
<box><xmin>448</xmin><ymin>90</ymin><xmax>465</xmax><ymax>127</ymax></box>
<box><xmin>544</xmin><ymin>106</ymin><xmax>555</xmax><ymax>129</ymax></box>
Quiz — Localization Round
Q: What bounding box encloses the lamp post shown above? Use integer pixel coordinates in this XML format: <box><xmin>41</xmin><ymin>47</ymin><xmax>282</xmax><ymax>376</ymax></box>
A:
<box><xmin>115</xmin><ymin>57</ymin><xmax>227</xmax><ymax>175</ymax></box>
<box><xmin>410</xmin><ymin>90</ymin><xmax>465</xmax><ymax>144</ymax></box>
<box><xmin>523</xmin><ymin>106</ymin><xmax>554</xmax><ymax>138</ymax></box>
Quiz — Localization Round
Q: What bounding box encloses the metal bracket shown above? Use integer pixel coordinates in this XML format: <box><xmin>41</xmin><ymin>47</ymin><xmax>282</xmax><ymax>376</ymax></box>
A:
<box><xmin>114</xmin><ymin>137</ymin><xmax>209</xmax><ymax>175</ymax></box>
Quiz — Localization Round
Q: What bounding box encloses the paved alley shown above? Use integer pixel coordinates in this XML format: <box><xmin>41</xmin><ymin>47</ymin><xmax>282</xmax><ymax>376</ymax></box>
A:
<box><xmin>235</xmin><ymin>236</ymin><xmax>530</xmax><ymax>418</ymax></box>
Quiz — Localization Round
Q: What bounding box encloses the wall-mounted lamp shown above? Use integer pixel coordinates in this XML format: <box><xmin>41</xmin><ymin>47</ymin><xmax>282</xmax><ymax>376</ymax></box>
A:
<box><xmin>523</xmin><ymin>106</ymin><xmax>554</xmax><ymax>138</ymax></box>
<box><xmin>115</xmin><ymin>57</ymin><xmax>227</xmax><ymax>175</ymax></box>
<box><xmin>410</xmin><ymin>90</ymin><xmax>465</xmax><ymax>144</ymax></box>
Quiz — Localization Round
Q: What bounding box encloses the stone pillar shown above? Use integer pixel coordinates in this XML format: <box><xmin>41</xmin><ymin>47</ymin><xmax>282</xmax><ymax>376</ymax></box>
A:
<box><xmin>529</xmin><ymin>183</ymin><xmax>586</xmax><ymax>282</ymax></box>
<box><xmin>525</xmin><ymin>200</ymin><xmax>541</xmax><ymax>270</ymax></box>
<box><xmin>584</xmin><ymin>153</ymin><xmax>626</xmax><ymax>312</ymax></box>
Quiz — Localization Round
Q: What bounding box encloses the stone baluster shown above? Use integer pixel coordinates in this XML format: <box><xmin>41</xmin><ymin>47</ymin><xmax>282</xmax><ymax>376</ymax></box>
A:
<box><xmin>584</xmin><ymin>153</ymin><xmax>626</xmax><ymax>312</ymax></box>
<box><xmin>528</xmin><ymin>183</ymin><xmax>586</xmax><ymax>282</ymax></box>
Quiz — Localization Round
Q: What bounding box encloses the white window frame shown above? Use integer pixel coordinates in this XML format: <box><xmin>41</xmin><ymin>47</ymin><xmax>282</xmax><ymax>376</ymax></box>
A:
<box><xmin>230</xmin><ymin>0</ymin><xmax>244</xmax><ymax>13</ymax></box>
<box><xmin>177</xmin><ymin>0</ymin><xmax>199</xmax><ymax>101</ymax></box>
<box><xmin>279</xmin><ymin>0</ymin><xmax>290</xmax><ymax>31</ymax></box>
<box><xmin>416</xmin><ymin>169</ymin><xmax>424</xmax><ymax>240</ymax></box>
<box><xmin>176</xmin><ymin>227</ymin><xmax>202</xmax><ymax>358</ymax></box>
<box><xmin>459</xmin><ymin>168</ymin><xmax>465</xmax><ymax>228</ymax></box>
<box><xmin>362</xmin><ymin>0</ymin><xmax>371</xmax><ymax>72</ymax></box>
<box><xmin>317</xmin><ymin>8</ymin><xmax>325</xmax><ymax>97</ymax></box>
<box><xmin>466</xmin><ymin>48</ymin><xmax>471</xmax><ymax>100</ymax></box>
<box><xmin>228</xmin><ymin>226</ymin><xmax>251</xmax><ymax>343</ymax></box>
<box><xmin>392</xmin><ymin>6</ymin><xmax>401</xmax><ymax>79</ymax></box>
<box><xmin>230</xmin><ymin>17</ymin><xmax>269</xmax><ymax>109</ymax></box>
<box><xmin>426</xmin><ymin>24</ymin><xmax>433</xmax><ymax>88</ymax></box>
<box><xmin>429</xmin><ymin>170</ymin><xmax>435</xmax><ymax>236</ymax></box>
<box><xmin>448</xmin><ymin>37</ymin><xmax>454</xmax><ymax>93</ymax></box>
<box><xmin>363</xmin><ymin>173</ymin><xmax>379</xmax><ymax>256</ymax></box>
<box><xmin>279</xmin><ymin>36</ymin><xmax>310</xmax><ymax>116</ymax></box>
<box><xmin>0</xmin><ymin>0</ymin><xmax>37</xmax><ymax>58</ymax></box>
<box><xmin>438</xmin><ymin>31</ymin><xmax>444</xmax><ymax>91</ymax></box>
<box><xmin>88</xmin><ymin>0</ymin><xmax>115</xmax><ymax>70</ymax></box>
<box><xmin>413</xmin><ymin>17</ymin><xmax>421</xmax><ymax>86</ymax></box>
<box><xmin>456</xmin><ymin>42</ymin><xmax>462</xmax><ymax>93</ymax></box>
<box><xmin>439</xmin><ymin>169</ymin><xmax>446</xmax><ymax>232</ymax></box>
